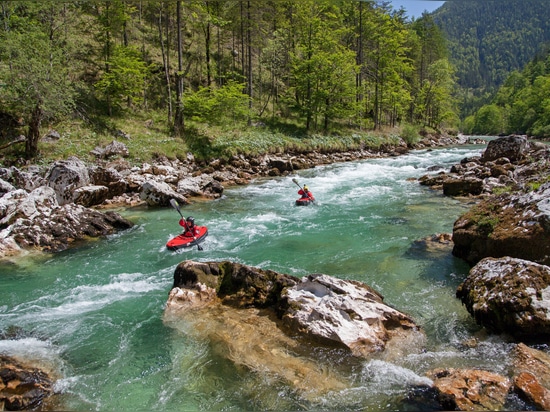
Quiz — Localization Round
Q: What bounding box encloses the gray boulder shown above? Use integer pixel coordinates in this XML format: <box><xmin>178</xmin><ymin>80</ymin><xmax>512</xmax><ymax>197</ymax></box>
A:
<box><xmin>282</xmin><ymin>273</ymin><xmax>423</xmax><ymax>357</ymax></box>
<box><xmin>167</xmin><ymin>260</ymin><xmax>423</xmax><ymax>357</ymax></box>
<box><xmin>456</xmin><ymin>256</ymin><xmax>550</xmax><ymax>339</ymax></box>
<box><xmin>482</xmin><ymin>135</ymin><xmax>528</xmax><ymax>163</ymax></box>
<box><xmin>140</xmin><ymin>180</ymin><xmax>188</xmax><ymax>207</ymax></box>
<box><xmin>45</xmin><ymin>157</ymin><xmax>90</xmax><ymax>205</ymax></box>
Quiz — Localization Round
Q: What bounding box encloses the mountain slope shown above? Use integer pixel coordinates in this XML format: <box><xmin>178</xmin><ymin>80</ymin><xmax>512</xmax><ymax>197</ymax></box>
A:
<box><xmin>433</xmin><ymin>0</ymin><xmax>550</xmax><ymax>90</ymax></box>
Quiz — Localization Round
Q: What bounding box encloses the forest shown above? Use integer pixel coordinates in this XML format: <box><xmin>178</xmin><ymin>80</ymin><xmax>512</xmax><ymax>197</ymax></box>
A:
<box><xmin>463</xmin><ymin>45</ymin><xmax>550</xmax><ymax>137</ymax></box>
<box><xmin>0</xmin><ymin>0</ymin><xmax>455</xmax><ymax>160</ymax></box>
<box><xmin>433</xmin><ymin>0</ymin><xmax>550</xmax><ymax>120</ymax></box>
<box><xmin>1</xmin><ymin>0</ymin><xmax>549</xmax><ymax>163</ymax></box>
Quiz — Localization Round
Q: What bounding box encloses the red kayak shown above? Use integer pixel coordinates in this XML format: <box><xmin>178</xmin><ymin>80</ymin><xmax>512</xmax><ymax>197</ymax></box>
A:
<box><xmin>166</xmin><ymin>226</ymin><xmax>208</xmax><ymax>250</ymax></box>
<box><xmin>295</xmin><ymin>197</ymin><xmax>314</xmax><ymax>206</ymax></box>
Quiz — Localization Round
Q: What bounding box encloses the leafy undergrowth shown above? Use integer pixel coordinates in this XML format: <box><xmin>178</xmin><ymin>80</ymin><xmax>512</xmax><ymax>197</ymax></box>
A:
<box><xmin>1</xmin><ymin>110</ymin><xmax>415</xmax><ymax>166</ymax></box>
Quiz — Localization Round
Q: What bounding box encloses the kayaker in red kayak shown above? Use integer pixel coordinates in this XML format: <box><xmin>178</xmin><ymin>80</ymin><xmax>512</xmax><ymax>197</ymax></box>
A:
<box><xmin>179</xmin><ymin>216</ymin><xmax>200</xmax><ymax>237</ymax></box>
<box><xmin>298</xmin><ymin>185</ymin><xmax>315</xmax><ymax>201</ymax></box>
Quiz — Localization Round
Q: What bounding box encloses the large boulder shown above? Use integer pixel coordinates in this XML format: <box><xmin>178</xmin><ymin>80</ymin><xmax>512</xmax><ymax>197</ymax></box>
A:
<box><xmin>452</xmin><ymin>183</ymin><xmax>550</xmax><ymax>266</ymax></box>
<box><xmin>442</xmin><ymin>176</ymin><xmax>484</xmax><ymax>196</ymax></box>
<box><xmin>0</xmin><ymin>187</ymin><xmax>58</xmax><ymax>227</ymax></box>
<box><xmin>165</xmin><ymin>260</ymin><xmax>425</xmax><ymax>397</ymax></box>
<box><xmin>0</xmin><ymin>186</ymin><xmax>133</xmax><ymax>253</ymax></box>
<box><xmin>45</xmin><ymin>157</ymin><xmax>90</xmax><ymax>205</ymax></box>
<box><xmin>171</xmin><ymin>260</ymin><xmax>298</xmax><ymax>308</ymax></box>
<box><xmin>168</xmin><ymin>260</ymin><xmax>423</xmax><ymax>357</ymax></box>
<box><xmin>0</xmin><ymin>166</ymin><xmax>45</xmax><ymax>192</ymax></box>
<box><xmin>456</xmin><ymin>257</ymin><xmax>550</xmax><ymax>339</ymax></box>
<box><xmin>281</xmin><ymin>273</ymin><xmax>423</xmax><ymax>357</ymax></box>
<box><xmin>176</xmin><ymin>175</ymin><xmax>224</xmax><ymax>199</ymax></box>
<box><xmin>481</xmin><ymin>135</ymin><xmax>528</xmax><ymax>163</ymax></box>
<box><xmin>88</xmin><ymin>166</ymin><xmax>127</xmax><ymax>199</ymax></box>
<box><xmin>139</xmin><ymin>180</ymin><xmax>188</xmax><ymax>207</ymax></box>
<box><xmin>90</xmin><ymin>140</ymin><xmax>129</xmax><ymax>159</ymax></box>
<box><xmin>73</xmin><ymin>185</ymin><xmax>111</xmax><ymax>207</ymax></box>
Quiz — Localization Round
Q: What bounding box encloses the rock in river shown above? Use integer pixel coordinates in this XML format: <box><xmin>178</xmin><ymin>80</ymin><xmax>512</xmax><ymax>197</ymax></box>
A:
<box><xmin>164</xmin><ymin>260</ymin><xmax>425</xmax><ymax>396</ymax></box>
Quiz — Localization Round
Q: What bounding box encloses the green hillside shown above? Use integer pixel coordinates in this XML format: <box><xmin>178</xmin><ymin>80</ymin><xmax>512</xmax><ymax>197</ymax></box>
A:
<box><xmin>432</xmin><ymin>0</ymin><xmax>550</xmax><ymax>118</ymax></box>
<box><xmin>434</xmin><ymin>0</ymin><xmax>550</xmax><ymax>90</ymax></box>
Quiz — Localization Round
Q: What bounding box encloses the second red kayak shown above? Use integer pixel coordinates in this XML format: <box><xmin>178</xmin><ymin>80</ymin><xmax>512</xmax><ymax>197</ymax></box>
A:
<box><xmin>166</xmin><ymin>226</ymin><xmax>208</xmax><ymax>250</ymax></box>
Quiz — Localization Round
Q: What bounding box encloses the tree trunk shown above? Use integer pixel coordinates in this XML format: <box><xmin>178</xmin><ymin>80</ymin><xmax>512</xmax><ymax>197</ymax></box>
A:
<box><xmin>157</xmin><ymin>1</ymin><xmax>172</xmax><ymax>124</ymax></box>
<box><xmin>205</xmin><ymin>2</ymin><xmax>211</xmax><ymax>87</ymax></box>
<box><xmin>356</xmin><ymin>1</ymin><xmax>363</xmax><ymax>119</ymax></box>
<box><xmin>174</xmin><ymin>0</ymin><xmax>184</xmax><ymax>136</ymax></box>
<box><xmin>247</xmin><ymin>0</ymin><xmax>252</xmax><ymax>125</ymax></box>
<box><xmin>26</xmin><ymin>102</ymin><xmax>43</xmax><ymax>159</ymax></box>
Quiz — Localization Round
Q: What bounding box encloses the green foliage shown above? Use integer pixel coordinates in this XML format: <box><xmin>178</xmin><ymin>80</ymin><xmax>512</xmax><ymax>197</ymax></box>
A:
<box><xmin>0</xmin><ymin>0</ymin><xmax>462</xmax><ymax>161</ymax></box>
<box><xmin>183</xmin><ymin>124</ymin><xmax>390</xmax><ymax>161</ymax></box>
<box><xmin>414</xmin><ymin>59</ymin><xmax>458</xmax><ymax>128</ymax></box>
<box><xmin>433</xmin><ymin>0</ymin><xmax>550</xmax><ymax>118</ymax></box>
<box><xmin>472</xmin><ymin>104</ymin><xmax>505</xmax><ymax>135</ymax></box>
<box><xmin>287</xmin><ymin>0</ymin><xmax>359</xmax><ymax>132</ymax></box>
<box><xmin>469</xmin><ymin>45</ymin><xmax>550</xmax><ymax>137</ymax></box>
<box><xmin>469</xmin><ymin>204</ymin><xmax>499</xmax><ymax>235</ymax></box>
<box><xmin>37</xmin><ymin>112</ymin><xmax>187</xmax><ymax>164</ymax></box>
<box><xmin>461</xmin><ymin>115</ymin><xmax>475</xmax><ymax>135</ymax></box>
<box><xmin>434</xmin><ymin>0</ymin><xmax>550</xmax><ymax>90</ymax></box>
<box><xmin>400</xmin><ymin>124</ymin><xmax>420</xmax><ymax>146</ymax></box>
<box><xmin>183</xmin><ymin>81</ymin><xmax>250</xmax><ymax>125</ymax></box>
<box><xmin>0</xmin><ymin>4</ymin><xmax>79</xmax><ymax>158</ymax></box>
<box><xmin>95</xmin><ymin>45</ymin><xmax>150</xmax><ymax>111</ymax></box>
<box><xmin>492</xmin><ymin>186</ymin><xmax>513</xmax><ymax>195</ymax></box>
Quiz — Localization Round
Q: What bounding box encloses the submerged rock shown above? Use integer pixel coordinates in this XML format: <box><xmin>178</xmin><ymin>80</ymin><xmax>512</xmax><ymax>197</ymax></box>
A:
<box><xmin>164</xmin><ymin>260</ymin><xmax>424</xmax><ymax>395</ymax></box>
<box><xmin>0</xmin><ymin>355</ymin><xmax>55</xmax><ymax>411</ymax></box>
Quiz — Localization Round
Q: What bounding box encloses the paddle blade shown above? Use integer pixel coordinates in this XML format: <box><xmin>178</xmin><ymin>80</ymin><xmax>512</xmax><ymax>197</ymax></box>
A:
<box><xmin>169</xmin><ymin>198</ymin><xmax>179</xmax><ymax>210</ymax></box>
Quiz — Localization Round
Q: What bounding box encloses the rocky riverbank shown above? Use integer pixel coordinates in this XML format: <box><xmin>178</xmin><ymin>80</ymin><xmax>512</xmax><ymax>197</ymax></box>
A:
<box><xmin>0</xmin><ymin>131</ymin><xmax>466</xmax><ymax>260</ymax></box>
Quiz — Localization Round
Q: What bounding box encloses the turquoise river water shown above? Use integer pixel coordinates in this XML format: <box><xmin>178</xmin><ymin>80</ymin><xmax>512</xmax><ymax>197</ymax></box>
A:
<box><xmin>0</xmin><ymin>145</ymin><xmax>525</xmax><ymax>411</ymax></box>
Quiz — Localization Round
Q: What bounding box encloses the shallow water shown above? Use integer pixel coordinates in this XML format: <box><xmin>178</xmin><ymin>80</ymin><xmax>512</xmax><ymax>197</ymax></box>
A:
<box><xmin>0</xmin><ymin>145</ymin><xmax>521</xmax><ymax>410</ymax></box>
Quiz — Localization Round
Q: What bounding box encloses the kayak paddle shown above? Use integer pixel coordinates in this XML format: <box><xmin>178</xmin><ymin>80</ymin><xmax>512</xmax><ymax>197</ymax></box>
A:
<box><xmin>169</xmin><ymin>198</ymin><xmax>203</xmax><ymax>251</ymax></box>
<box><xmin>292</xmin><ymin>178</ymin><xmax>315</xmax><ymax>203</ymax></box>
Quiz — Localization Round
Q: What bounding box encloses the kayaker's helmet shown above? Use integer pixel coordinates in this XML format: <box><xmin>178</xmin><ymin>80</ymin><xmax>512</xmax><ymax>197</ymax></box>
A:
<box><xmin>304</xmin><ymin>185</ymin><xmax>308</xmax><ymax>191</ymax></box>
<box><xmin>186</xmin><ymin>216</ymin><xmax>195</xmax><ymax>225</ymax></box>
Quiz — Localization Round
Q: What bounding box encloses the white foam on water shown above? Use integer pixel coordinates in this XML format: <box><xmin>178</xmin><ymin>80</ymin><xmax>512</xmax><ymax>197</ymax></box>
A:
<box><xmin>2</xmin><ymin>271</ymin><xmax>165</xmax><ymax>325</ymax></box>
<box><xmin>0</xmin><ymin>336</ymin><xmax>59</xmax><ymax>359</ymax></box>
<box><xmin>0</xmin><ymin>337</ymin><xmax>66</xmax><ymax>378</ymax></box>
<box><xmin>360</xmin><ymin>359</ymin><xmax>433</xmax><ymax>391</ymax></box>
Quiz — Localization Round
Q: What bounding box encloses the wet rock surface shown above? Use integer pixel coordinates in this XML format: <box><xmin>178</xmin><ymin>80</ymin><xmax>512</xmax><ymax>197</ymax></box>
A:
<box><xmin>164</xmin><ymin>260</ymin><xmax>425</xmax><ymax>395</ymax></box>
<box><xmin>421</xmin><ymin>136</ymin><xmax>550</xmax><ymax>340</ymax></box>
<box><xmin>419</xmin><ymin>135</ymin><xmax>550</xmax><ymax>266</ymax></box>
<box><xmin>425</xmin><ymin>368</ymin><xmax>512</xmax><ymax>411</ymax></box>
<box><xmin>0</xmin><ymin>355</ymin><xmax>55</xmax><ymax>411</ymax></box>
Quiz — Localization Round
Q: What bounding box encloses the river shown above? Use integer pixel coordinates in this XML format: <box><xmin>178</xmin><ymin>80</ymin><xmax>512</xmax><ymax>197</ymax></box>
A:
<box><xmin>0</xmin><ymin>144</ymin><xmax>522</xmax><ymax>411</ymax></box>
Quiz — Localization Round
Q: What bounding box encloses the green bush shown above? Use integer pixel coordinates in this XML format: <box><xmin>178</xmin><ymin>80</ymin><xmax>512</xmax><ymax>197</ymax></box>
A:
<box><xmin>400</xmin><ymin>124</ymin><xmax>420</xmax><ymax>146</ymax></box>
<box><xmin>183</xmin><ymin>81</ymin><xmax>250</xmax><ymax>125</ymax></box>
